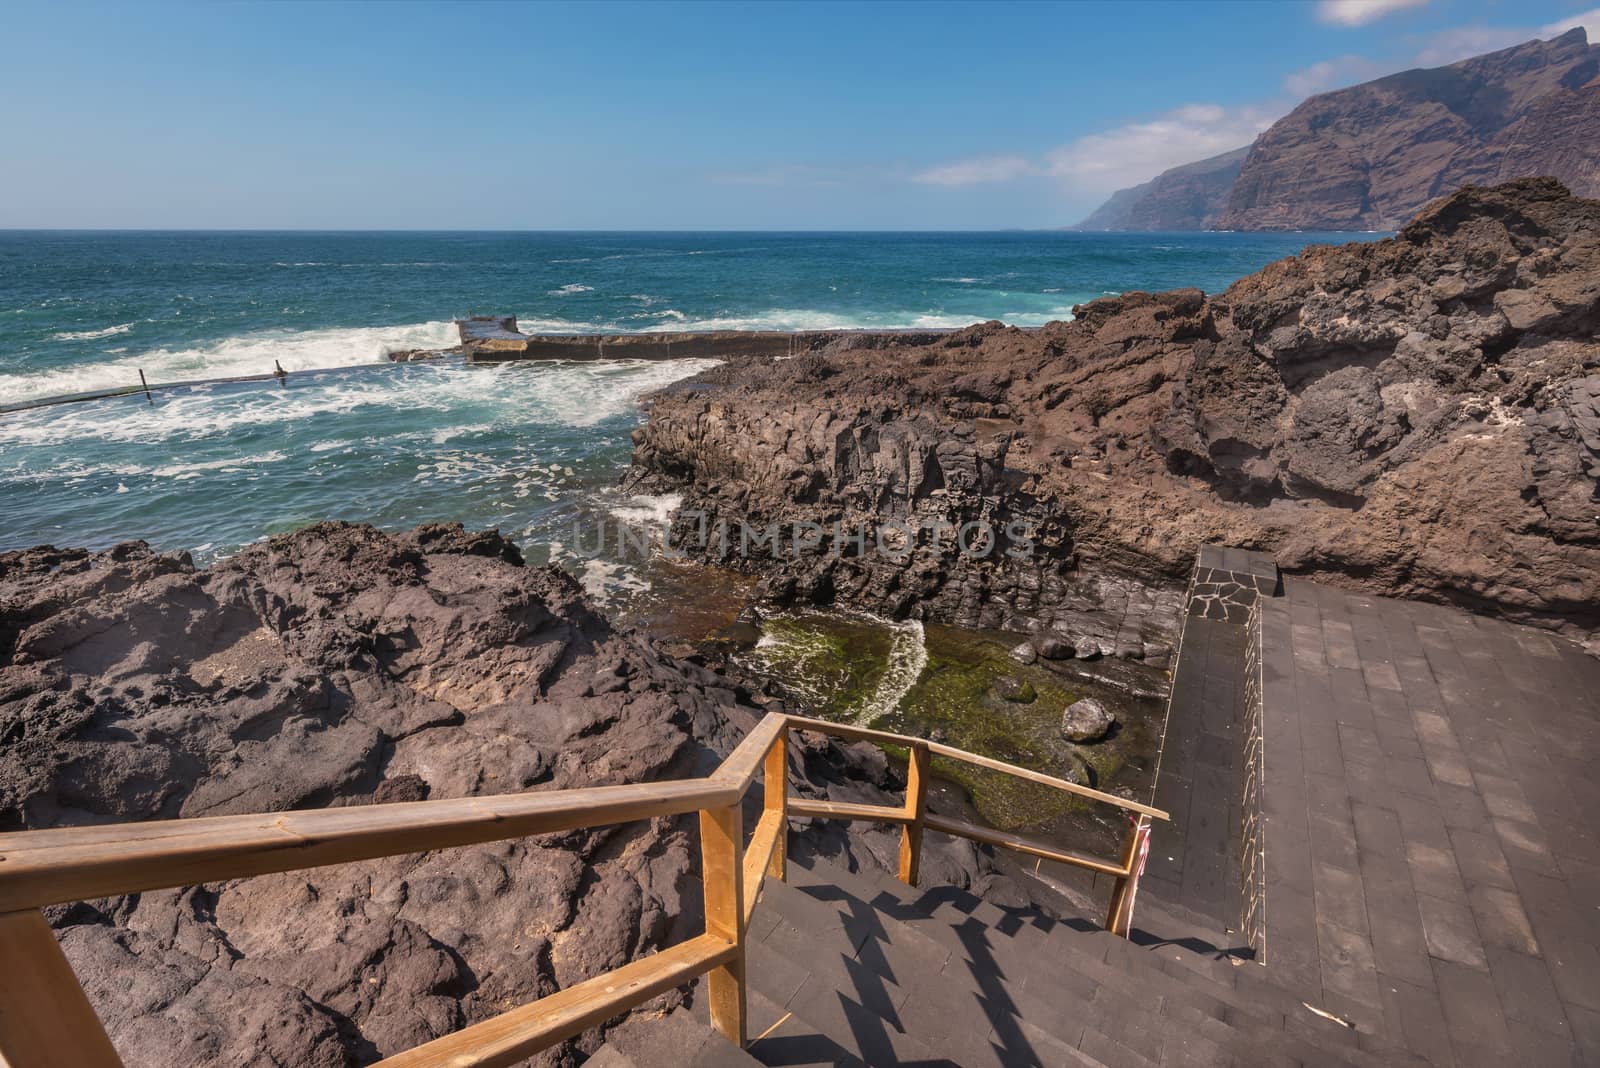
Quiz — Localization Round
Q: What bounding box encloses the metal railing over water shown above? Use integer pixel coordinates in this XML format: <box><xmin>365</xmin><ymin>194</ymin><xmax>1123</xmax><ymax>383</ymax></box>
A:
<box><xmin>0</xmin><ymin>712</ymin><xmax>1166</xmax><ymax>1067</ymax></box>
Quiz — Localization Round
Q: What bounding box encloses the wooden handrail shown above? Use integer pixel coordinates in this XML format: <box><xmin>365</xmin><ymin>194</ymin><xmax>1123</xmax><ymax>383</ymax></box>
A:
<box><xmin>0</xmin><ymin>779</ymin><xmax>736</xmax><ymax>914</ymax></box>
<box><xmin>374</xmin><ymin>933</ymin><xmax>737</xmax><ymax>1068</ymax></box>
<box><xmin>712</xmin><ymin>711</ymin><xmax>789</xmax><ymax>791</ymax></box>
<box><xmin>787</xmin><ymin>798</ymin><xmax>916</xmax><ymax>824</ymax></box>
<box><xmin>0</xmin><ymin>710</ymin><xmax>1163</xmax><ymax>1066</ymax></box>
<box><xmin>923</xmin><ymin>814</ymin><xmax>1128</xmax><ymax>877</ymax></box>
<box><xmin>741</xmin><ymin>808</ymin><xmax>785</xmax><ymax>924</ymax></box>
<box><xmin>785</xmin><ymin>713</ymin><xmax>1169</xmax><ymax>820</ymax></box>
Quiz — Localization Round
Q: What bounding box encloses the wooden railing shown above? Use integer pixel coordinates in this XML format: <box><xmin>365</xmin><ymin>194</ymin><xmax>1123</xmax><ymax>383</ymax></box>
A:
<box><xmin>0</xmin><ymin>712</ymin><xmax>1165</xmax><ymax>1067</ymax></box>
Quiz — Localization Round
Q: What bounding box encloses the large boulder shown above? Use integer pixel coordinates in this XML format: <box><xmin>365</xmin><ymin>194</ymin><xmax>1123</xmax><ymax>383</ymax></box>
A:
<box><xmin>1060</xmin><ymin>698</ymin><xmax>1116</xmax><ymax>743</ymax></box>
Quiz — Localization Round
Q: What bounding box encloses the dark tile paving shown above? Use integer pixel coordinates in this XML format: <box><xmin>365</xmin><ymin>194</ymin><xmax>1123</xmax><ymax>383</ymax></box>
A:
<box><xmin>1146</xmin><ymin>615</ymin><xmax>1249</xmax><ymax>937</ymax></box>
<box><xmin>1260</xmin><ymin>577</ymin><xmax>1600</xmax><ymax>1065</ymax></box>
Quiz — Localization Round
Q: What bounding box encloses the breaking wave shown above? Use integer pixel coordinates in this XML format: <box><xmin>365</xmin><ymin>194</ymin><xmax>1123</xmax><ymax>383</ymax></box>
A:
<box><xmin>50</xmin><ymin>323</ymin><xmax>134</xmax><ymax>341</ymax></box>
<box><xmin>0</xmin><ymin>358</ymin><xmax>722</xmax><ymax>449</ymax></box>
<box><xmin>5</xmin><ymin>320</ymin><xmax>459</xmax><ymax>406</ymax></box>
<box><xmin>6</xmin><ymin>294</ymin><xmax>1082</xmax><ymax>408</ymax></box>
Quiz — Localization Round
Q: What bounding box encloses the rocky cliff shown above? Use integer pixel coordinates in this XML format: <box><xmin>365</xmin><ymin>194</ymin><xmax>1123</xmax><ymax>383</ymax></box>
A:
<box><xmin>0</xmin><ymin>521</ymin><xmax>1016</xmax><ymax>1066</ymax></box>
<box><xmin>630</xmin><ymin>179</ymin><xmax>1600</xmax><ymax>646</ymax></box>
<box><xmin>1220</xmin><ymin>30</ymin><xmax>1600</xmax><ymax>231</ymax></box>
<box><xmin>1071</xmin><ymin>146</ymin><xmax>1249</xmax><ymax>231</ymax></box>
<box><xmin>1074</xmin><ymin>29</ymin><xmax>1600</xmax><ymax>232</ymax></box>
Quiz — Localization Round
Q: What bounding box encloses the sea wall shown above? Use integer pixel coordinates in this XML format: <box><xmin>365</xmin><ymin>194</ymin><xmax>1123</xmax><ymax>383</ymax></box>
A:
<box><xmin>453</xmin><ymin>318</ymin><xmax>956</xmax><ymax>362</ymax></box>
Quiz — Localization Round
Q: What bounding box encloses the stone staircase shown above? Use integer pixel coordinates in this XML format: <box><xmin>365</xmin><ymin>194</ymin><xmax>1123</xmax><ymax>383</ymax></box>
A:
<box><xmin>591</xmin><ymin>850</ymin><xmax>1430</xmax><ymax>1067</ymax></box>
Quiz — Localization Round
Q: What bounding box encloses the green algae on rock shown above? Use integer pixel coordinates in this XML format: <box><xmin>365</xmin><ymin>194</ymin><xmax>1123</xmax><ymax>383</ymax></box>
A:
<box><xmin>737</xmin><ymin>612</ymin><xmax>1166</xmax><ymax>835</ymax></box>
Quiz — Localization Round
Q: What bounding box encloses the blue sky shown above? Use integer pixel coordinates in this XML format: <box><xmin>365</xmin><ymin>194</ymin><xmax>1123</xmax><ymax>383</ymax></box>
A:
<box><xmin>2</xmin><ymin>0</ymin><xmax>1595</xmax><ymax>229</ymax></box>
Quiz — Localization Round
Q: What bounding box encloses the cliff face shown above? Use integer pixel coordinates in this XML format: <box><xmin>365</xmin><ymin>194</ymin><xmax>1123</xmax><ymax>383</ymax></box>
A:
<box><xmin>1217</xmin><ymin>30</ymin><xmax>1600</xmax><ymax>230</ymax></box>
<box><xmin>1073</xmin><ymin>30</ymin><xmax>1600</xmax><ymax>232</ymax></box>
<box><xmin>631</xmin><ymin>180</ymin><xmax>1600</xmax><ymax>645</ymax></box>
<box><xmin>1071</xmin><ymin>146</ymin><xmax>1249</xmax><ymax>231</ymax></box>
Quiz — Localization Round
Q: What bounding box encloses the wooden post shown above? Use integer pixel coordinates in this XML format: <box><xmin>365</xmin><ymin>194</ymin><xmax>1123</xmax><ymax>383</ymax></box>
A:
<box><xmin>898</xmin><ymin>741</ymin><xmax>930</xmax><ymax>886</ymax></box>
<box><xmin>763</xmin><ymin>729</ymin><xmax>787</xmax><ymax>882</ymax></box>
<box><xmin>0</xmin><ymin>908</ymin><xmax>124</xmax><ymax>1067</ymax></box>
<box><xmin>137</xmin><ymin>369</ymin><xmax>152</xmax><ymax>405</ymax></box>
<box><xmin>1104</xmin><ymin>814</ymin><xmax>1152</xmax><ymax>936</ymax></box>
<box><xmin>699</xmin><ymin>804</ymin><xmax>746</xmax><ymax>1048</ymax></box>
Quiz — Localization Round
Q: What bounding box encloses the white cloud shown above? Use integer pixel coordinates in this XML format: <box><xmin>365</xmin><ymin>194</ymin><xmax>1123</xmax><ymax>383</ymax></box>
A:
<box><xmin>1542</xmin><ymin>6</ymin><xmax>1600</xmax><ymax>38</ymax></box>
<box><xmin>1411</xmin><ymin>25</ymin><xmax>1534</xmax><ymax>65</ymax></box>
<box><xmin>1282</xmin><ymin>55</ymin><xmax>1395</xmax><ymax>96</ymax></box>
<box><xmin>1289</xmin><ymin>10</ymin><xmax>1597</xmax><ymax>94</ymax></box>
<box><xmin>1317</xmin><ymin>0</ymin><xmax>1430</xmax><ymax>26</ymax></box>
<box><xmin>1043</xmin><ymin>103</ymin><xmax>1281</xmax><ymax>193</ymax></box>
<box><xmin>910</xmin><ymin>155</ymin><xmax>1038</xmax><ymax>187</ymax></box>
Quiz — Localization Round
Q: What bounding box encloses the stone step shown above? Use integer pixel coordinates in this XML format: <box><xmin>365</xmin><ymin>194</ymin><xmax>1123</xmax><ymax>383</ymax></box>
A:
<box><xmin>733</xmin><ymin>874</ymin><xmax>1135</xmax><ymax>1067</ymax></box>
<box><xmin>809</xmin><ymin>858</ymin><xmax>1342</xmax><ymax>1035</ymax></box>
<box><xmin>597</xmin><ymin>1007</ymin><xmax>766</xmax><ymax>1068</ymax></box>
<box><xmin>595</xmin><ymin>846</ymin><xmax>1436</xmax><ymax>1068</ymax></box>
<box><xmin>782</xmin><ymin>857</ymin><xmax>1287</xmax><ymax>1026</ymax></box>
<box><xmin>779</xmin><ymin>854</ymin><xmax>1413</xmax><ymax>1068</ymax></box>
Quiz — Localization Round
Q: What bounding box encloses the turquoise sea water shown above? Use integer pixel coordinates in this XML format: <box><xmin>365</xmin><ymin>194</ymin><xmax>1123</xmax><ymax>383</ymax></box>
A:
<box><xmin>0</xmin><ymin>230</ymin><xmax>1375</xmax><ymax>597</ymax></box>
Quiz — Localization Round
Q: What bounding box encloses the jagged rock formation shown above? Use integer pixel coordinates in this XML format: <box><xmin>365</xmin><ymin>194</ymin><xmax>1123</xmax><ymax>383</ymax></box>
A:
<box><xmin>0</xmin><ymin>521</ymin><xmax>1018</xmax><ymax>1066</ymax></box>
<box><xmin>1071</xmin><ymin>146</ymin><xmax>1249</xmax><ymax>231</ymax></box>
<box><xmin>1075</xmin><ymin>29</ymin><xmax>1600</xmax><ymax>232</ymax></box>
<box><xmin>629</xmin><ymin>179</ymin><xmax>1600</xmax><ymax>642</ymax></box>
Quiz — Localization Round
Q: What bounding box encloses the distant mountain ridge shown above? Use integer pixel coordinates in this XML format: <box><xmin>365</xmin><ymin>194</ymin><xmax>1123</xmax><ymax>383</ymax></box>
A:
<box><xmin>1072</xmin><ymin>28</ymin><xmax>1600</xmax><ymax>231</ymax></box>
<box><xmin>1071</xmin><ymin>146</ymin><xmax>1249</xmax><ymax>231</ymax></box>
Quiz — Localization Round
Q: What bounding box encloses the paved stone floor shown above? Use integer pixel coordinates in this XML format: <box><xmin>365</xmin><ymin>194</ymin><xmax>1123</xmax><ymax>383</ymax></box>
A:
<box><xmin>1259</xmin><ymin>578</ymin><xmax>1600</xmax><ymax>1067</ymax></box>
<box><xmin>1146</xmin><ymin>614</ymin><xmax>1249</xmax><ymax>937</ymax></box>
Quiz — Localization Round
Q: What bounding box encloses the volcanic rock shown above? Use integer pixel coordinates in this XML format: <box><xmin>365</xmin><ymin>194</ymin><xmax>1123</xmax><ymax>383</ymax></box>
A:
<box><xmin>0</xmin><ymin>521</ymin><xmax>1031</xmax><ymax>1066</ymax></box>
<box><xmin>628</xmin><ymin>179</ymin><xmax>1600</xmax><ymax>642</ymax></box>
<box><xmin>1033</xmin><ymin>637</ymin><xmax>1076</xmax><ymax>661</ymax></box>
<box><xmin>1060</xmin><ymin>698</ymin><xmax>1116</xmax><ymax>743</ymax></box>
<box><xmin>993</xmin><ymin>677</ymin><xmax>1037</xmax><ymax>703</ymax></box>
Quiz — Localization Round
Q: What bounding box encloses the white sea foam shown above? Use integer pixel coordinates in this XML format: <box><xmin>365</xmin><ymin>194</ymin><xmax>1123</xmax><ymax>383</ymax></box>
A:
<box><xmin>42</xmin><ymin>450</ymin><xmax>289</xmax><ymax>482</ymax></box>
<box><xmin>520</xmin><ymin>359</ymin><xmax>721</xmax><ymax>428</ymax></box>
<box><xmin>549</xmin><ymin>283</ymin><xmax>595</xmax><ymax>295</ymax></box>
<box><xmin>539</xmin><ymin>305</ymin><xmax>1077</xmax><ymax>333</ymax></box>
<box><xmin>575</xmin><ymin>558</ymin><xmax>650</xmax><ymax>605</ymax></box>
<box><xmin>609</xmin><ymin>492</ymin><xmax>682</xmax><ymax>526</ymax></box>
<box><xmin>858</xmin><ymin>618</ymin><xmax>928</xmax><ymax>725</ymax></box>
<box><xmin>0</xmin><ymin>357</ymin><xmax>721</xmax><ymax>449</ymax></box>
<box><xmin>147</xmin><ymin>452</ymin><xmax>289</xmax><ymax>480</ymax></box>
<box><xmin>51</xmin><ymin>323</ymin><xmax>134</xmax><ymax>341</ymax></box>
<box><xmin>3</xmin><ymin>319</ymin><xmax>460</xmax><ymax>405</ymax></box>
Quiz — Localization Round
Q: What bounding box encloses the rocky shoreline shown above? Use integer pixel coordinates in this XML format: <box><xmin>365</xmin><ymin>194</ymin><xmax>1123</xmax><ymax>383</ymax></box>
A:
<box><xmin>627</xmin><ymin>179</ymin><xmax>1600</xmax><ymax>650</ymax></box>
<box><xmin>0</xmin><ymin>523</ymin><xmax>1034</xmax><ymax>1066</ymax></box>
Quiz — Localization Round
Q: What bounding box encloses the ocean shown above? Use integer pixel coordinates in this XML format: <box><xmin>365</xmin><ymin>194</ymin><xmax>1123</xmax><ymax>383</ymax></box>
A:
<box><xmin>0</xmin><ymin>229</ymin><xmax>1370</xmax><ymax>601</ymax></box>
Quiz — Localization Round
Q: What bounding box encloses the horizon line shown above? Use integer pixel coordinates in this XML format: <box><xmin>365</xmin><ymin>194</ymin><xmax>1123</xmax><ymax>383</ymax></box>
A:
<box><xmin>0</xmin><ymin>226</ymin><xmax>1378</xmax><ymax>235</ymax></box>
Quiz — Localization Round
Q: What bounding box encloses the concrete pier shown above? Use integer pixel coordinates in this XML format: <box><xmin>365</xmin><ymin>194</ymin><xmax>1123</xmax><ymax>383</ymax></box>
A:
<box><xmin>452</xmin><ymin>315</ymin><xmax>957</xmax><ymax>363</ymax></box>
